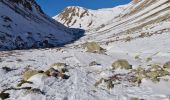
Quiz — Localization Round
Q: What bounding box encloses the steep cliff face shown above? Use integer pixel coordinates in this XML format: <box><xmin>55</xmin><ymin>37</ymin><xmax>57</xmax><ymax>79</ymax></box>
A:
<box><xmin>0</xmin><ymin>0</ymin><xmax>83</xmax><ymax>50</ymax></box>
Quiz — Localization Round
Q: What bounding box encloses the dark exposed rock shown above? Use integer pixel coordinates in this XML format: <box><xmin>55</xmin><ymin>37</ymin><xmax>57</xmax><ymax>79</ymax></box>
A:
<box><xmin>0</xmin><ymin>92</ymin><xmax>10</xmax><ymax>100</ymax></box>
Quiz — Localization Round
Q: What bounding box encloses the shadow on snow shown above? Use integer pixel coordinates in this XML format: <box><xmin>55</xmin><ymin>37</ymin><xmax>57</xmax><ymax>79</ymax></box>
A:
<box><xmin>0</xmin><ymin>28</ymin><xmax>85</xmax><ymax>51</ymax></box>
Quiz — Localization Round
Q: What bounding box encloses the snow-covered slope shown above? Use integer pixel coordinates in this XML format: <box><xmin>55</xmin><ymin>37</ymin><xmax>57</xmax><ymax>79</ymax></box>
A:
<box><xmin>55</xmin><ymin>0</ymin><xmax>170</xmax><ymax>35</ymax></box>
<box><xmin>77</xmin><ymin>0</ymin><xmax>170</xmax><ymax>44</ymax></box>
<box><xmin>0</xmin><ymin>0</ymin><xmax>84</xmax><ymax>50</ymax></box>
<box><xmin>54</xmin><ymin>6</ymin><xmax>126</xmax><ymax>30</ymax></box>
<box><xmin>1</xmin><ymin>0</ymin><xmax>170</xmax><ymax>100</ymax></box>
<box><xmin>1</xmin><ymin>33</ymin><xmax>170</xmax><ymax>100</ymax></box>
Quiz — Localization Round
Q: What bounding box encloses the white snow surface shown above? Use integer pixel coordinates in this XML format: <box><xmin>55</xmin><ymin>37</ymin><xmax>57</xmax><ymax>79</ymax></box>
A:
<box><xmin>1</xmin><ymin>0</ymin><xmax>170</xmax><ymax>100</ymax></box>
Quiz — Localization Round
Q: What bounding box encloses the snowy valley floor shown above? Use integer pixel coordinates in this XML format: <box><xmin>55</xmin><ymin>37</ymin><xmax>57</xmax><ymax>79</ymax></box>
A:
<box><xmin>1</xmin><ymin>33</ymin><xmax>170</xmax><ymax>100</ymax></box>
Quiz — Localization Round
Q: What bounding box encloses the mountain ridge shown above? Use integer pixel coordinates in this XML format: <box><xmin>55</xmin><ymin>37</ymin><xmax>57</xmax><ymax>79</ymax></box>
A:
<box><xmin>54</xmin><ymin>5</ymin><xmax>127</xmax><ymax>30</ymax></box>
<box><xmin>0</xmin><ymin>0</ymin><xmax>84</xmax><ymax>50</ymax></box>
<box><xmin>55</xmin><ymin>0</ymin><xmax>170</xmax><ymax>45</ymax></box>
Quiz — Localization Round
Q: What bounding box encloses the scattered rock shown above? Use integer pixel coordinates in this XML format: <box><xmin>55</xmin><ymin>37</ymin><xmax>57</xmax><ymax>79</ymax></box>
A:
<box><xmin>95</xmin><ymin>76</ymin><xmax>119</xmax><ymax>89</ymax></box>
<box><xmin>51</xmin><ymin>71</ymin><xmax>60</xmax><ymax>77</ymax></box>
<box><xmin>51</xmin><ymin>63</ymin><xmax>66</xmax><ymax>67</ymax></box>
<box><xmin>60</xmin><ymin>68</ymin><xmax>69</xmax><ymax>73</ymax></box>
<box><xmin>106</xmin><ymin>80</ymin><xmax>114</xmax><ymax>89</ymax></box>
<box><xmin>135</xmin><ymin>67</ymin><xmax>145</xmax><ymax>74</ymax></box>
<box><xmin>96</xmin><ymin>62</ymin><xmax>170</xmax><ymax>89</ymax></box>
<box><xmin>16</xmin><ymin>59</ymin><xmax>23</xmax><ymax>62</ymax></box>
<box><xmin>132</xmin><ymin>74</ymin><xmax>144</xmax><ymax>85</ymax></box>
<box><xmin>37</xmin><ymin>70</ymin><xmax>44</xmax><ymax>73</ymax></box>
<box><xmin>51</xmin><ymin>62</ymin><xmax>67</xmax><ymax>71</ymax></box>
<box><xmin>146</xmin><ymin>57</ymin><xmax>152</xmax><ymax>62</ymax></box>
<box><xmin>60</xmin><ymin>74</ymin><xmax>70</xmax><ymax>79</ymax></box>
<box><xmin>134</xmin><ymin>55</ymin><xmax>140</xmax><ymax>60</ymax></box>
<box><xmin>23</xmin><ymin>69</ymin><xmax>39</xmax><ymax>81</ymax></box>
<box><xmin>130</xmin><ymin>97</ymin><xmax>139</xmax><ymax>100</ymax></box>
<box><xmin>0</xmin><ymin>92</ymin><xmax>10</xmax><ymax>100</ymax></box>
<box><xmin>125</xmin><ymin>36</ymin><xmax>132</xmax><ymax>42</ymax></box>
<box><xmin>133</xmin><ymin>67</ymin><xmax>146</xmax><ymax>84</ymax></box>
<box><xmin>84</xmin><ymin>42</ymin><xmax>105</xmax><ymax>53</ymax></box>
<box><xmin>94</xmin><ymin>78</ymin><xmax>104</xmax><ymax>87</ymax></box>
<box><xmin>17</xmin><ymin>80</ymin><xmax>33</xmax><ymax>87</ymax></box>
<box><xmin>25</xmin><ymin>88</ymin><xmax>45</xmax><ymax>95</ymax></box>
<box><xmin>89</xmin><ymin>61</ymin><xmax>100</xmax><ymax>66</ymax></box>
<box><xmin>163</xmin><ymin>61</ymin><xmax>170</xmax><ymax>69</ymax></box>
<box><xmin>44</xmin><ymin>68</ymin><xmax>57</xmax><ymax>76</ymax></box>
<box><xmin>146</xmin><ymin>69</ymin><xmax>169</xmax><ymax>82</ymax></box>
<box><xmin>109</xmin><ymin>74</ymin><xmax>122</xmax><ymax>81</ymax></box>
<box><xmin>51</xmin><ymin>62</ymin><xmax>69</xmax><ymax>74</ymax></box>
<box><xmin>112</xmin><ymin>59</ymin><xmax>132</xmax><ymax>70</ymax></box>
<box><xmin>146</xmin><ymin>71</ymin><xmax>160</xmax><ymax>82</ymax></box>
<box><xmin>159</xmin><ymin>70</ymin><xmax>169</xmax><ymax>76</ymax></box>
<box><xmin>149</xmin><ymin>64</ymin><xmax>162</xmax><ymax>71</ymax></box>
<box><xmin>45</xmin><ymin>68</ymin><xmax>70</xmax><ymax>79</ymax></box>
<box><xmin>130</xmin><ymin>65</ymin><xmax>169</xmax><ymax>83</ymax></box>
<box><xmin>2</xmin><ymin>66</ymin><xmax>13</xmax><ymax>72</ymax></box>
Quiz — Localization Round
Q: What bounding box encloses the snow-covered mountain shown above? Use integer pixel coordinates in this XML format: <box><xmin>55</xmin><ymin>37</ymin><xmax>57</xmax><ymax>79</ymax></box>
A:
<box><xmin>54</xmin><ymin>6</ymin><xmax>126</xmax><ymax>30</ymax></box>
<box><xmin>86</xmin><ymin>0</ymin><xmax>170</xmax><ymax>43</ymax></box>
<box><xmin>55</xmin><ymin>0</ymin><xmax>170</xmax><ymax>35</ymax></box>
<box><xmin>0</xmin><ymin>0</ymin><xmax>84</xmax><ymax>50</ymax></box>
<box><xmin>55</xmin><ymin>0</ymin><xmax>170</xmax><ymax>43</ymax></box>
<box><xmin>1</xmin><ymin>0</ymin><xmax>170</xmax><ymax>100</ymax></box>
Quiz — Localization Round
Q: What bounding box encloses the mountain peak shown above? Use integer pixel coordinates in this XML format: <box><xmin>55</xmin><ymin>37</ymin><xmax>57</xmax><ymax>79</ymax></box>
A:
<box><xmin>54</xmin><ymin>5</ymin><xmax>127</xmax><ymax>29</ymax></box>
<box><xmin>65</xmin><ymin>6</ymin><xmax>87</xmax><ymax>10</ymax></box>
<box><xmin>54</xmin><ymin>6</ymin><xmax>91</xmax><ymax>28</ymax></box>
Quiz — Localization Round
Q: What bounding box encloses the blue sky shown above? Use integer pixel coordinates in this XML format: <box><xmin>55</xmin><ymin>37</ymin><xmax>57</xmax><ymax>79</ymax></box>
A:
<box><xmin>36</xmin><ymin>0</ymin><xmax>131</xmax><ymax>17</ymax></box>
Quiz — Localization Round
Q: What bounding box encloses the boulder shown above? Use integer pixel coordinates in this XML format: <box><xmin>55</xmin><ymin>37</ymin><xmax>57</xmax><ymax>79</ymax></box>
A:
<box><xmin>51</xmin><ymin>63</ymin><xmax>67</xmax><ymax>72</ymax></box>
<box><xmin>23</xmin><ymin>69</ymin><xmax>39</xmax><ymax>81</ymax></box>
<box><xmin>84</xmin><ymin>42</ymin><xmax>105</xmax><ymax>53</ymax></box>
<box><xmin>44</xmin><ymin>68</ymin><xmax>57</xmax><ymax>76</ymax></box>
<box><xmin>112</xmin><ymin>59</ymin><xmax>132</xmax><ymax>70</ymax></box>
<box><xmin>89</xmin><ymin>61</ymin><xmax>99</xmax><ymax>66</ymax></box>
<box><xmin>149</xmin><ymin>64</ymin><xmax>162</xmax><ymax>71</ymax></box>
<box><xmin>0</xmin><ymin>92</ymin><xmax>10</xmax><ymax>100</ymax></box>
<box><xmin>163</xmin><ymin>61</ymin><xmax>170</xmax><ymax>69</ymax></box>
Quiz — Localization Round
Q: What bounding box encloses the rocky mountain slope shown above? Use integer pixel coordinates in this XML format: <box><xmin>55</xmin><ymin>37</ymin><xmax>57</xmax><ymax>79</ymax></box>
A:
<box><xmin>1</xmin><ymin>0</ymin><xmax>170</xmax><ymax>100</ymax></box>
<box><xmin>0</xmin><ymin>0</ymin><xmax>84</xmax><ymax>50</ymax></box>
<box><xmin>54</xmin><ymin>6</ymin><xmax>126</xmax><ymax>29</ymax></box>
<box><xmin>77</xmin><ymin>0</ymin><xmax>169</xmax><ymax>44</ymax></box>
<box><xmin>55</xmin><ymin>0</ymin><xmax>170</xmax><ymax>37</ymax></box>
<box><xmin>56</xmin><ymin>0</ymin><xmax>170</xmax><ymax>45</ymax></box>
